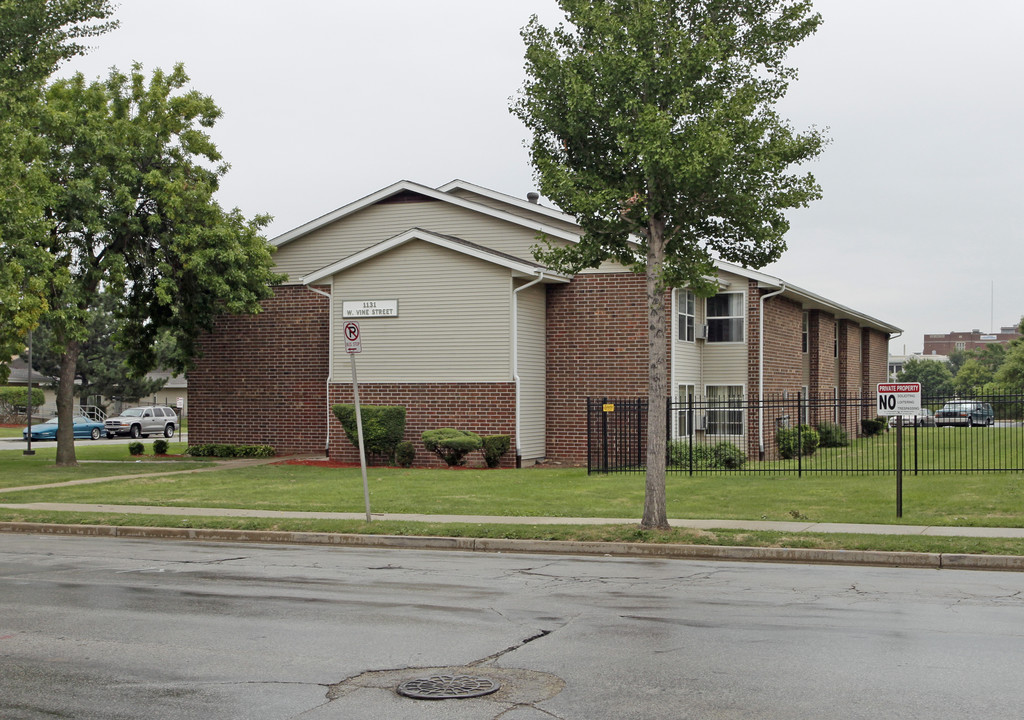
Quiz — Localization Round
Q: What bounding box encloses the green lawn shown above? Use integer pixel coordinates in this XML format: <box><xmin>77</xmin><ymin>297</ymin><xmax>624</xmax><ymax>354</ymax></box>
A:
<box><xmin>3</xmin><ymin>450</ymin><xmax>1024</xmax><ymax>528</ymax></box>
<box><xmin>0</xmin><ymin>442</ymin><xmax>210</xmax><ymax>488</ymax></box>
<box><xmin>3</xmin><ymin>442</ymin><xmax>1024</xmax><ymax>556</ymax></box>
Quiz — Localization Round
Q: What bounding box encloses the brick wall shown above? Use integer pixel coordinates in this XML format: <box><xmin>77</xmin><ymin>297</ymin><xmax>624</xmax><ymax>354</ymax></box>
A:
<box><xmin>189</xmin><ymin>285</ymin><xmax>330</xmax><ymax>453</ymax></box>
<box><xmin>546</xmin><ymin>273</ymin><xmax>659</xmax><ymax>463</ymax></box>
<box><xmin>861</xmin><ymin>327</ymin><xmax>890</xmax><ymax>396</ymax></box>
<box><xmin>747</xmin><ymin>284</ymin><xmax>804</xmax><ymax>458</ymax></box>
<box><xmin>327</xmin><ymin>382</ymin><xmax>517</xmax><ymax>468</ymax></box>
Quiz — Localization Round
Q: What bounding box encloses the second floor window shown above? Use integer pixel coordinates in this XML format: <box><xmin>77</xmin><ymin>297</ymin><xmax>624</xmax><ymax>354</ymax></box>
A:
<box><xmin>707</xmin><ymin>292</ymin><xmax>744</xmax><ymax>343</ymax></box>
<box><xmin>678</xmin><ymin>290</ymin><xmax>695</xmax><ymax>342</ymax></box>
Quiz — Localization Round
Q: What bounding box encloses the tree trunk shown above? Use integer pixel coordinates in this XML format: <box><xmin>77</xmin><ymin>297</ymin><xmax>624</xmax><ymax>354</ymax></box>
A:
<box><xmin>641</xmin><ymin>219</ymin><xmax>669</xmax><ymax>530</ymax></box>
<box><xmin>55</xmin><ymin>341</ymin><xmax>80</xmax><ymax>467</ymax></box>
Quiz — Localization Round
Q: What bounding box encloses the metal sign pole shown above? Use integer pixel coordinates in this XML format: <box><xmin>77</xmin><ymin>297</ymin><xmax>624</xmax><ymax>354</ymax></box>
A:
<box><xmin>24</xmin><ymin>329</ymin><xmax>34</xmax><ymax>456</ymax></box>
<box><xmin>351</xmin><ymin>354</ymin><xmax>371</xmax><ymax>522</ymax></box>
<box><xmin>344</xmin><ymin>321</ymin><xmax>371</xmax><ymax>522</ymax></box>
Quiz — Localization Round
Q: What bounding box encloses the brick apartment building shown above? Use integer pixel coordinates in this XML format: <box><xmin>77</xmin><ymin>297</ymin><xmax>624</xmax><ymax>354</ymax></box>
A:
<box><xmin>923</xmin><ymin>327</ymin><xmax>1021</xmax><ymax>356</ymax></box>
<box><xmin>188</xmin><ymin>180</ymin><xmax>899</xmax><ymax>466</ymax></box>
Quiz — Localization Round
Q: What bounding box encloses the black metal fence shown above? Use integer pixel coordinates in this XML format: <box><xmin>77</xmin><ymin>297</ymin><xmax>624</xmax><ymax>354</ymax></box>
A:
<box><xmin>587</xmin><ymin>393</ymin><xmax>1024</xmax><ymax>475</ymax></box>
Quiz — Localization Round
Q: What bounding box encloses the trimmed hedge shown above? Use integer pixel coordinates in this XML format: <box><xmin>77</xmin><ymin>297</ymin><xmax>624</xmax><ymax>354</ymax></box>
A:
<box><xmin>422</xmin><ymin>428</ymin><xmax>482</xmax><ymax>467</ymax></box>
<box><xmin>128</xmin><ymin>441</ymin><xmax>144</xmax><ymax>456</ymax></box>
<box><xmin>186</xmin><ymin>444</ymin><xmax>275</xmax><ymax>458</ymax></box>
<box><xmin>153</xmin><ymin>439</ymin><xmax>169</xmax><ymax>455</ymax></box>
<box><xmin>332</xmin><ymin>404</ymin><xmax>406</xmax><ymax>462</ymax></box>
<box><xmin>481</xmin><ymin>434</ymin><xmax>511</xmax><ymax>468</ymax></box>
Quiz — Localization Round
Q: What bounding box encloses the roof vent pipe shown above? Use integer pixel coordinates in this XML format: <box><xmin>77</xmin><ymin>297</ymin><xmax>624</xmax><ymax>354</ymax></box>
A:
<box><xmin>527</xmin><ymin>192</ymin><xmax>539</xmax><ymax>204</ymax></box>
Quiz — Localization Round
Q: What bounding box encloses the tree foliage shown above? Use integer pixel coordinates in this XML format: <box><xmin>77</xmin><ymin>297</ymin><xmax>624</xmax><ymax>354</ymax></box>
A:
<box><xmin>897</xmin><ymin>357</ymin><xmax>953</xmax><ymax>399</ymax></box>
<box><xmin>27</xmin><ymin>290</ymin><xmax>172</xmax><ymax>410</ymax></box>
<box><xmin>33</xmin><ymin>63</ymin><xmax>282</xmax><ymax>464</ymax></box>
<box><xmin>0</xmin><ymin>0</ymin><xmax>117</xmax><ymax>382</ymax></box>
<box><xmin>512</xmin><ymin>0</ymin><xmax>825</xmax><ymax>528</ymax></box>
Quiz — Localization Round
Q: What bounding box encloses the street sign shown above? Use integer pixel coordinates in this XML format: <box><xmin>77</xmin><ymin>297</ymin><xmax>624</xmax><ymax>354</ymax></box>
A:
<box><xmin>344</xmin><ymin>321</ymin><xmax>361</xmax><ymax>354</ymax></box>
<box><xmin>876</xmin><ymin>382</ymin><xmax>922</xmax><ymax>415</ymax></box>
<box><xmin>176</xmin><ymin>397</ymin><xmax>184</xmax><ymax>409</ymax></box>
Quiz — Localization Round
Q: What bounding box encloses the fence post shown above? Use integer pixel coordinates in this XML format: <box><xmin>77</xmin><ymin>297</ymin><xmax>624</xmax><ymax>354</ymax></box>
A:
<box><xmin>796</xmin><ymin>392</ymin><xmax>802</xmax><ymax>478</ymax></box>
<box><xmin>601</xmin><ymin>397</ymin><xmax>609</xmax><ymax>474</ymax></box>
<box><xmin>896</xmin><ymin>415</ymin><xmax>903</xmax><ymax>518</ymax></box>
<box><xmin>688</xmin><ymin>394</ymin><xmax>694</xmax><ymax>476</ymax></box>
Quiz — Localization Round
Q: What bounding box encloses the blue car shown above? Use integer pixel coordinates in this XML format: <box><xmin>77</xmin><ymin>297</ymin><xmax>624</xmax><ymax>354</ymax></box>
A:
<box><xmin>23</xmin><ymin>415</ymin><xmax>105</xmax><ymax>441</ymax></box>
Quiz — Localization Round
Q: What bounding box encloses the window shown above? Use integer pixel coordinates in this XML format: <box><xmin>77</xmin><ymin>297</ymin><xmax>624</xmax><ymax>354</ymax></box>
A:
<box><xmin>677</xmin><ymin>290</ymin><xmax>695</xmax><ymax>342</ymax></box>
<box><xmin>706</xmin><ymin>385</ymin><xmax>744</xmax><ymax>436</ymax></box>
<box><xmin>955</xmin><ymin>341</ymin><xmax>966</xmax><ymax>351</ymax></box>
<box><xmin>677</xmin><ymin>384</ymin><xmax>695</xmax><ymax>436</ymax></box>
<box><xmin>802</xmin><ymin>312</ymin><xmax>809</xmax><ymax>353</ymax></box>
<box><xmin>801</xmin><ymin>386</ymin><xmax>809</xmax><ymax>425</ymax></box>
<box><xmin>706</xmin><ymin>293</ymin><xmax>744</xmax><ymax>343</ymax></box>
<box><xmin>833</xmin><ymin>321</ymin><xmax>839</xmax><ymax>358</ymax></box>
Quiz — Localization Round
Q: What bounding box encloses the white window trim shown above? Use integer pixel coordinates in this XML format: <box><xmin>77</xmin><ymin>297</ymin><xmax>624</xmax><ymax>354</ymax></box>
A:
<box><xmin>704</xmin><ymin>384</ymin><xmax>745</xmax><ymax>437</ymax></box>
<box><xmin>677</xmin><ymin>289</ymin><xmax>696</xmax><ymax>343</ymax></box>
<box><xmin>706</xmin><ymin>291</ymin><xmax>745</xmax><ymax>344</ymax></box>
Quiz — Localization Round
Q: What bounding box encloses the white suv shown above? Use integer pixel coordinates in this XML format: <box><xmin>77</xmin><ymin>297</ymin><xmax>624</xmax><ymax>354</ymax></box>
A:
<box><xmin>105</xmin><ymin>406</ymin><xmax>178</xmax><ymax>439</ymax></box>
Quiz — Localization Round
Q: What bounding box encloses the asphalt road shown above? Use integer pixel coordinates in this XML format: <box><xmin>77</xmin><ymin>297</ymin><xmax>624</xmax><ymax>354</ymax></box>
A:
<box><xmin>2</xmin><ymin>535</ymin><xmax>1024</xmax><ymax>719</ymax></box>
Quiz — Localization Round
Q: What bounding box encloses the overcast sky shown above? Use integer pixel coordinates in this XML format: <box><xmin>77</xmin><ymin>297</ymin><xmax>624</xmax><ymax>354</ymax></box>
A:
<box><xmin>58</xmin><ymin>0</ymin><xmax>1024</xmax><ymax>354</ymax></box>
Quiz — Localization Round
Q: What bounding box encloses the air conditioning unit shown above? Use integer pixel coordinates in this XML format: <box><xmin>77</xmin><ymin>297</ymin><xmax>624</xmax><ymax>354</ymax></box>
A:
<box><xmin>695</xmin><ymin>324</ymin><xmax>709</xmax><ymax>341</ymax></box>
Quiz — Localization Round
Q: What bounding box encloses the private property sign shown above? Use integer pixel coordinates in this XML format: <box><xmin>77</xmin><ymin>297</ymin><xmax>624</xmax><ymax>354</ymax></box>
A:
<box><xmin>876</xmin><ymin>382</ymin><xmax>922</xmax><ymax>415</ymax></box>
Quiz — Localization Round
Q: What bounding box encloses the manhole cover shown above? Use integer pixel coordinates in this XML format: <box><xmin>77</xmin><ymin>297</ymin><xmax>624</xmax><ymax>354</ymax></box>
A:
<box><xmin>397</xmin><ymin>674</ymin><xmax>501</xmax><ymax>700</ymax></box>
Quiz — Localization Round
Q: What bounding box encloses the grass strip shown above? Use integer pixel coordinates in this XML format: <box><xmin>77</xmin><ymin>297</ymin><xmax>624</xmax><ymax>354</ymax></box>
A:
<box><xmin>2</xmin><ymin>508</ymin><xmax>1023</xmax><ymax>556</ymax></box>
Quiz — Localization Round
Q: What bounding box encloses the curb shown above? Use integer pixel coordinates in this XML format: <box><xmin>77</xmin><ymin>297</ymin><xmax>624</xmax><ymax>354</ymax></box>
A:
<box><xmin>4</xmin><ymin>522</ymin><xmax>1024</xmax><ymax>572</ymax></box>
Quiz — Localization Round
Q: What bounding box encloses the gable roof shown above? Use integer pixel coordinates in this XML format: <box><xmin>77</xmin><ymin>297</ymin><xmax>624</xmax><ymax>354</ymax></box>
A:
<box><xmin>301</xmin><ymin>227</ymin><xmax>573</xmax><ymax>285</ymax></box>
<box><xmin>436</xmin><ymin>179</ymin><xmax>580</xmax><ymax>226</ymax></box>
<box><xmin>715</xmin><ymin>259</ymin><xmax>901</xmax><ymax>334</ymax></box>
<box><xmin>273</xmin><ymin>180</ymin><xmax>582</xmax><ymax>249</ymax></box>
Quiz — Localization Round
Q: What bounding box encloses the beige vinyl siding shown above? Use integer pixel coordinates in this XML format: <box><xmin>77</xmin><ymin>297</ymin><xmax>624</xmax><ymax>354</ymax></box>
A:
<box><xmin>703</xmin><ymin>344</ymin><xmax>747</xmax><ymax>387</ymax></box>
<box><xmin>671</xmin><ymin>288</ymin><xmax>702</xmax><ymax>396</ymax></box>
<box><xmin>274</xmin><ymin>201</ymin><xmax>557</xmax><ymax>282</ymax></box>
<box><xmin>330</xmin><ymin>240</ymin><xmax>512</xmax><ymax>383</ymax></box>
<box><xmin>516</xmin><ymin>281</ymin><xmax>547</xmax><ymax>460</ymax></box>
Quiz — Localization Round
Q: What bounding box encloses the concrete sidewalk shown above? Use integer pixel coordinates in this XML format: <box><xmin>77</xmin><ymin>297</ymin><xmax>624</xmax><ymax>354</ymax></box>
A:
<box><xmin>3</xmin><ymin>501</ymin><xmax>1024</xmax><ymax>538</ymax></box>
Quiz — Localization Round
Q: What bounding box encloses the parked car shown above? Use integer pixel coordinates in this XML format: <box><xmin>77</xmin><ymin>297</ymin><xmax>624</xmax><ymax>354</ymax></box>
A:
<box><xmin>104</xmin><ymin>405</ymin><xmax>178</xmax><ymax>438</ymax></box>
<box><xmin>934</xmin><ymin>401</ymin><xmax>995</xmax><ymax>427</ymax></box>
<box><xmin>887</xmin><ymin>408</ymin><xmax>936</xmax><ymax>428</ymax></box>
<box><xmin>23</xmin><ymin>415</ymin><xmax>105</xmax><ymax>441</ymax></box>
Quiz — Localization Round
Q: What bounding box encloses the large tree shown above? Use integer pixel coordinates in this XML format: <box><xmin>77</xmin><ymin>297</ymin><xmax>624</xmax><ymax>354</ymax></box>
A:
<box><xmin>27</xmin><ymin>290</ymin><xmax>172</xmax><ymax>411</ymax></box>
<box><xmin>35</xmin><ymin>63</ymin><xmax>282</xmax><ymax>465</ymax></box>
<box><xmin>512</xmin><ymin>0</ymin><xmax>825</xmax><ymax>528</ymax></box>
<box><xmin>0</xmin><ymin>0</ymin><xmax>116</xmax><ymax>382</ymax></box>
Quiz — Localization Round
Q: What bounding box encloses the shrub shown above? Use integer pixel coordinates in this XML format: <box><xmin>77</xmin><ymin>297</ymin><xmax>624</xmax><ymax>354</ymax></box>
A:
<box><xmin>395</xmin><ymin>441</ymin><xmax>416</xmax><ymax>468</ymax></box>
<box><xmin>668</xmin><ymin>440</ymin><xmax>745</xmax><ymax>469</ymax></box>
<box><xmin>0</xmin><ymin>387</ymin><xmax>45</xmax><ymax>422</ymax></box>
<box><xmin>332</xmin><ymin>404</ymin><xmax>406</xmax><ymax>462</ymax></box>
<box><xmin>153</xmin><ymin>439</ymin><xmax>169</xmax><ymax>455</ymax></box>
<box><xmin>481</xmin><ymin>435</ymin><xmax>511</xmax><ymax>468</ymax></box>
<box><xmin>861</xmin><ymin>417</ymin><xmax>887</xmax><ymax>437</ymax></box>
<box><xmin>710</xmin><ymin>441</ymin><xmax>746</xmax><ymax>469</ymax></box>
<box><xmin>128</xmin><ymin>441</ymin><xmax>144</xmax><ymax>456</ymax></box>
<box><xmin>186</xmin><ymin>444</ymin><xmax>274</xmax><ymax>458</ymax></box>
<box><xmin>422</xmin><ymin>428</ymin><xmax>482</xmax><ymax>467</ymax></box>
<box><xmin>778</xmin><ymin>425</ymin><xmax>820</xmax><ymax>459</ymax></box>
<box><xmin>816</xmin><ymin>422</ymin><xmax>850</xmax><ymax>448</ymax></box>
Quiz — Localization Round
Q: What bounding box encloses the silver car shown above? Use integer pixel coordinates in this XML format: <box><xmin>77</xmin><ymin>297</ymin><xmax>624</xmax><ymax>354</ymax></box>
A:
<box><xmin>105</xmin><ymin>406</ymin><xmax>178</xmax><ymax>439</ymax></box>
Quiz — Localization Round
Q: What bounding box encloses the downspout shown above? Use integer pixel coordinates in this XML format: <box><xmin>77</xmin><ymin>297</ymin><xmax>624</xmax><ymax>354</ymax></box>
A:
<box><xmin>512</xmin><ymin>270</ymin><xmax>546</xmax><ymax>468</ymax></box>
<box><xmin>758</xmin><ymin>282</ymin><xmax>786</xmax><ymax>460</ymax></box>
<box><xmin>308</xmin><ymin>285</ymin><xmax>333</xmax><ymax>457</ymax></box>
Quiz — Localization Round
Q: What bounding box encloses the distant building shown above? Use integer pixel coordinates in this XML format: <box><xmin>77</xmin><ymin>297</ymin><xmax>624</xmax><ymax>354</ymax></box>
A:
<box><xmin>888</xmin><ymin>353</ymin><xmax>949</xmax><ymax>381</ymax></box>
<box><xmin>923</xmin><ymin>326</ymin><xmax>1020</xmax><ymax>356</ymax></box>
